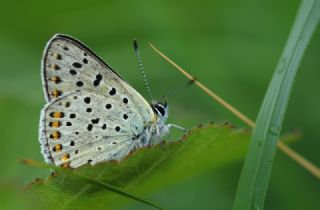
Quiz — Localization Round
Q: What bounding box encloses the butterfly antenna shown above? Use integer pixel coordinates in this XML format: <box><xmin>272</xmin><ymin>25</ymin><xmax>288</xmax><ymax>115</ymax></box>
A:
<box><xmin>162</xmin><ymin>79</ymin><xmax>194</xmax><ymax>101</ymax></box>
<box><xmin>133</xmin><ymin>39</ymin><xmax>154</xmax><ymax>101</ymax></box>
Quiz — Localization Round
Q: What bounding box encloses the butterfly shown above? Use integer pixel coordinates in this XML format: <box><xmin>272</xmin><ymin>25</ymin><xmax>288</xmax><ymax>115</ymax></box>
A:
<box><xmin>38</xmin><ymin>34</ymin><xmax>184</xmax><ymax>168</ymax></box>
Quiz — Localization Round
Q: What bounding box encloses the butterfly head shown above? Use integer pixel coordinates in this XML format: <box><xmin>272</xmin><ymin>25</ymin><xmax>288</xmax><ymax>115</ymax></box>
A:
<box><xmin>151</xmin><ymin>100</ymin><xmax>169</xmax><ymax>121</ymax></box>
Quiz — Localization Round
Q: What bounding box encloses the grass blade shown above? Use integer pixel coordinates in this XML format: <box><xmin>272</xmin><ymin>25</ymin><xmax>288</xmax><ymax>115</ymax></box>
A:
<box><xmin>71</xmin><ymin>174</ymin><xmax>163</xmax><ymax>210</ymax></box>
<box><xmin>232</xmin><ymin>1</ymin><xmax>320</xmax><ymax>209</ymax></box>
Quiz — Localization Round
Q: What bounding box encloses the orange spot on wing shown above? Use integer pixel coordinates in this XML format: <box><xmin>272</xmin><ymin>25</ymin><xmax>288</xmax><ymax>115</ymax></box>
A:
<box><xmin>52</xmin><ymin>90</ymin><xmax>62</xmax><ymax>97</ymax></box>
<box><xmin>61</xmin><ymin>153</ymin><xmax>70</xmax><ymax>162</ymax></box>
<box><xmin>51</xmin><ymin>131</ymin><xmax>61</xmax><ymax>140</ymax></box>
<box><xmin>52</xmin><ymin>64</ymin><xmax>60</xmax><ymax>70</ymax></box>
<box><xmin>53</xmin><ymin>144</ymin><xmax>62</xmax><ymax>152</ymax></box>
<box><xmin>49</xmin><ymin>121</ymin><xmax>61</xmax><ymax>128</ymax></box>
<box><xmin>50</xmin><ymin>112</ymin><xmax>64</xmax><ymax>118</ymax></box>
<box><xmin>50</xmin><ymin>76</ymin><xmax>61</xmax><ymax>84</ymax></box>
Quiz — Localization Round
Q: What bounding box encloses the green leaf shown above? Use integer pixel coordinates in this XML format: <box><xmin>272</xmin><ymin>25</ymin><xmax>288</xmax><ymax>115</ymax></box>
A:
<box><xmin>28</xmin><ymin>123</ymin><xmax>250</xmax><ymax>210</ymax></box>
<box><xmin>233</xmin><ymin>1</ymin><xmax>320</xmax><ymax>210</ymax></box>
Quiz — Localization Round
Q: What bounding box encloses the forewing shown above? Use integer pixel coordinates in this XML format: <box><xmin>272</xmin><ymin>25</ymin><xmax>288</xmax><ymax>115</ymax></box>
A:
<box><xmin>41</xmin><ymin>34</ymin><xmax>154</xmax><ymax>122</ymax></box>
<box><xmin>39</xmin><ymin>91</ymin><xmax>145</xmax><ymax>168</ymax></box>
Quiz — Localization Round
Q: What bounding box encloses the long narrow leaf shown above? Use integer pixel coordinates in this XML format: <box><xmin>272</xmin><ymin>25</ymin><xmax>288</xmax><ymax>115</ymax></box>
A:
<box><xmin>233</xmin><ymin>1</ymin><xmax>320</xmax><ymax>210</ymax></box>
<box><xmin>27</xmin><ymin>124</ymin><xmax>250</xmax><ymax>210</ymax></box>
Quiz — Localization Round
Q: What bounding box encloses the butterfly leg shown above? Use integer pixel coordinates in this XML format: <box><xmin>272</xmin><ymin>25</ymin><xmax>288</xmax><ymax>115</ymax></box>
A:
<box><xmin>145</xmin><ymin>125</ymin><xmax>162</xmax><ymax>146</ymax></box>
<box><xmin>127</xmin><ymin>141</ymin><xmax>139</xmax><ymax>154</ymax></box>
<box><xmin>156</xmin><ymin>126</ymin><xmax>161</xmax><ymax>139</ymax></box>
<box><xmin>167</xmin><ymin>124</ymin><xmax>187</xmax><ymax>132</ymax></box>
<box><xmin>142</xmin><ymin>127</ymin><xmax>152</xmax><ymax>147</ymax></box>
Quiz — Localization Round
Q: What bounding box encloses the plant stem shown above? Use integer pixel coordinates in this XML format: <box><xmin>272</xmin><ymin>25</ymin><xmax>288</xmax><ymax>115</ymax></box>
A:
<box><xmin>149</xmin><ymin>42</ymin><xmax>320</xmax><ymax>180</ymax></box>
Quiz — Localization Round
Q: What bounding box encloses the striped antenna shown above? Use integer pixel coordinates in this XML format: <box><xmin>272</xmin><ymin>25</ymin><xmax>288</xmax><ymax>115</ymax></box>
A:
<box><xmin>162</xmin><ymin>79</ymin><xmax>194</xmax><ymax>101</ymax></box>
<box><xmin>133</xmin><ymin>39</ymin><xmax>154</xmax><ymax>101</ymax></box>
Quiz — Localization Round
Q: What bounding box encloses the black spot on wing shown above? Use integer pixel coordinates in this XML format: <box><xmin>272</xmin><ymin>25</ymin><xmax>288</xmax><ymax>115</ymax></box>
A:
<box><xmin>76</xmin><ymin>81</ymin><xmax>84</xmax><ymax>87</ymax></box>
<box><xmin>109</xmin><ymin>88</ymin><xmax>116</xmax><ymax>95</ymax></box>
<box><xmin>84</xmin><ymin>97</ymin><xmax>91</xmax><ymax>104</ymax></box>
<box><xmin>69</xmin><ymin>69</ymin><xmax>77</xmax><ymax>75</ymax></box>
<box><xmin>91</xmin><ymin>118</ymin><xmax>100</xmax><ymax>124</ymax></box>
<box><xmin>102</xmin><ymin>124</ymin><xmax>106</xmax><ymax>130</ymax></box>
<box><xmin>72</xmin><ymin>62</ymin><xmax>82</xmax><ymax>68</ymax></box>
<box><xmin>123</xmin><ymin>98</ymin><xmax>128</xmax><ymax>104</ymax></box>
<box><xmin>93</xmin><ymin>74</ymin><xmax>102</xmax><ymax>86</ymax></box>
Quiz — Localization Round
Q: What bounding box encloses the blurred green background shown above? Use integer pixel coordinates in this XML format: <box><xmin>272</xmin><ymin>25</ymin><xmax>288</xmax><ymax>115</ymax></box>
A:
<box><xmin>0</xmin><ymin>0</ymin><xmax>319</xmax><ymax>209</ymax></box>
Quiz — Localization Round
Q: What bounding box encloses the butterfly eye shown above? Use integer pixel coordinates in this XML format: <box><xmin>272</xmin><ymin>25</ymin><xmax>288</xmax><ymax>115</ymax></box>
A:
<box><xmin>154</xmin><ymin>104</ymin><xmax>166</xmax><ymax>116</ymax></box>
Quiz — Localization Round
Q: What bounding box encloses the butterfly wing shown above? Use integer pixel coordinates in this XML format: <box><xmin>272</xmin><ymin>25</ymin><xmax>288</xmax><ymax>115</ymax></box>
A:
<box><xmin>41</xmin><ymin>34</ymin><xmax>154</xmax><ymax>121</ymax></box>
<box><xmin>40</xmin><ymin>34</ymin><xmax>156</xmax><ymax>167</ymax></box>
<box><xmin>40</xmin><ymin>91</ymin><xmax>147</xmax><ymax>168</ymax></box>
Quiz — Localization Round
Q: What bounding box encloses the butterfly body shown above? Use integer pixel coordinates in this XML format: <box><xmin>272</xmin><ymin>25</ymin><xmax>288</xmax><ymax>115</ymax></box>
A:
<box><xmin>39</xmin><ymin>34</ymin><xmax>171</xmax><ymax>168</ymax></box>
